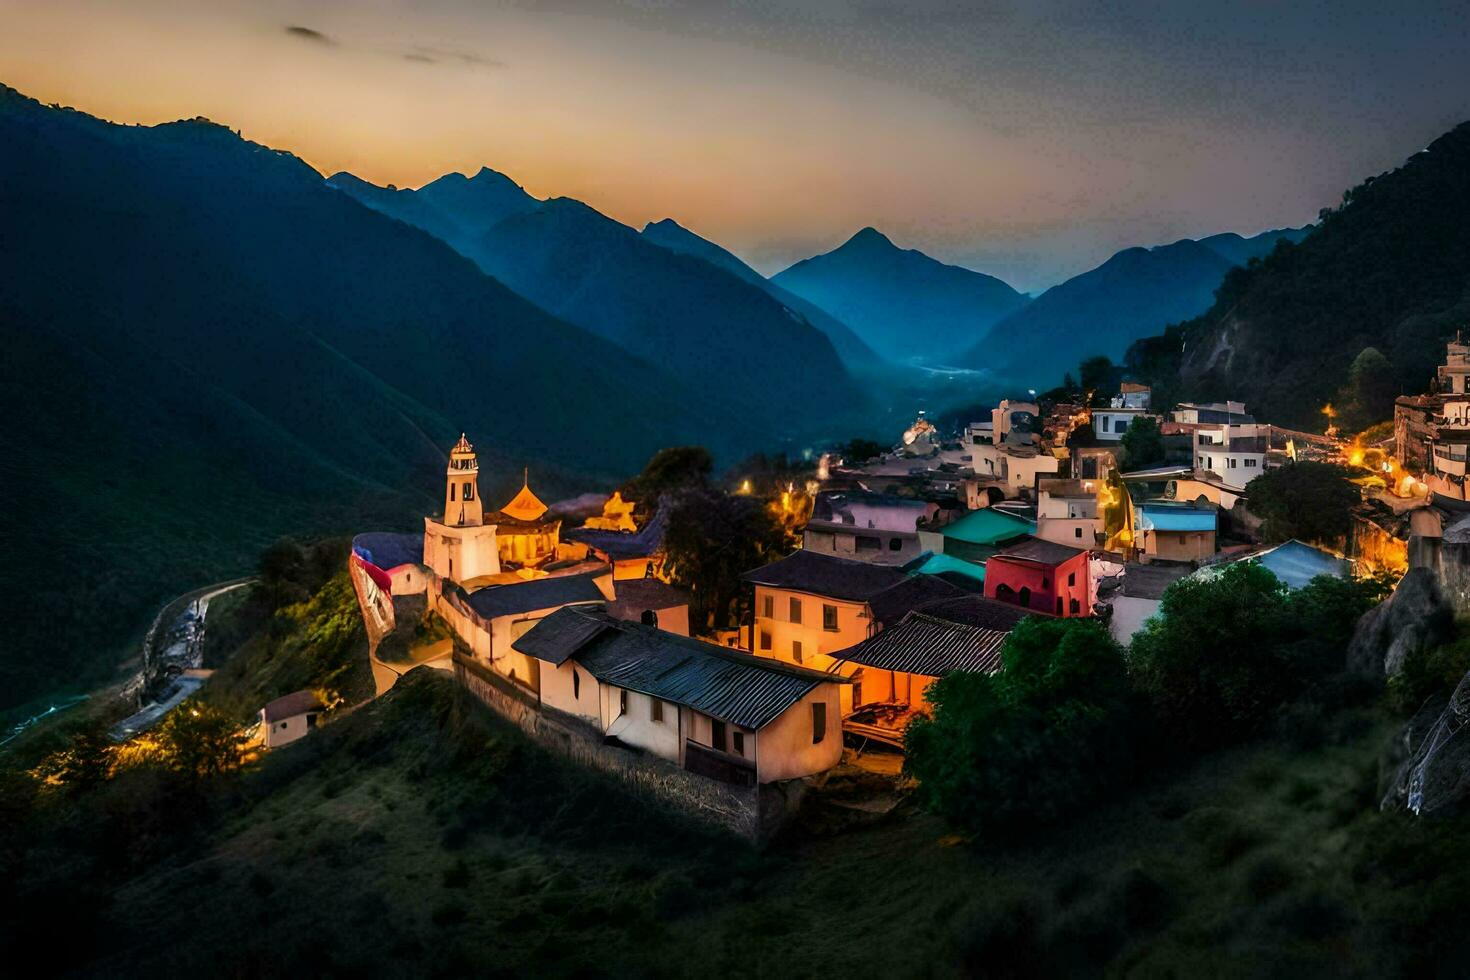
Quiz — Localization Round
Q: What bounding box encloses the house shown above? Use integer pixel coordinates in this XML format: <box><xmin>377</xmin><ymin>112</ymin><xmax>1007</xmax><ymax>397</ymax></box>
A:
<box><xmin>1036</xmin><ymin>478</ymin><xmax>1102</xmax><ymax>548</ymax></box>
<box><xmin>1072</xmin><ymin>444</ymin><xmax>1119</xmax><ymax>480</ymax></box>
<box><xmin>984</xmin><ymin>537</ymin><xmax>1092</xmax><ymax>616</ymax></box>
<box><xmin>1135</xmin><ymin>503</ymin><xmax>1217</xmax><ymax>562</ymax></box>
<box><xmin>607</xmin><ymin>578</ymin><xmax>691</xmax><ymax>635</ymax></box>
<box><xmin>970</xmin><ymin>442</ymin><xmax>1063</xmax><ymax>497</ymax></box>
<box><xmin>259</xmin><ymin>690</ymin><xmax>325</xmax><ymax>749</ymax></box>
<box><xmin>514</xmin><ymin>606</ymin><xmax>849</xmax><ymax>786</ymax></box>
<box><xmin>940</xmin><ymin>508</ymin><xmax>1035</xmax><ymax>562</ymax></box>
<box><xmin>1100</xmin><ymin>562</ymin><xmax>1193</xmax><ymax>646</ymax></box>
<box><xmin>1193</xmin><ymin>422</ymin><xmax>1268</xmax><ymax>481</ymax></box>
<box><xmin>440</xmin><ymin>569</ymin><xmax>614</xmax><ymax>694</ymax></box>
<box><xmin>1092</xmin><ymin>406</ymin><xmax>1154</xmax><ymax>442</ymax></box>
<box><xmin>801</xmin><ymin>490</ymin><xmax>935</xmax><ymax>565</ymax></box>
<box><xmin>1112</xmin><ymin>383</ymin><xmax>1152</xmax><ymax>410</ymax></box>
<box><xmin>1172</xmin><ymin>401</ymin><xmax>1255</xmax><ymax>425</ymax></box>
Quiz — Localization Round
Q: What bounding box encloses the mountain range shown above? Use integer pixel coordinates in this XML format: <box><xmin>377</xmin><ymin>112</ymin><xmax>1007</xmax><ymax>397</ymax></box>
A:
<box><xmin>963</xmin><ymin>227</ymin><xmax>1311</xmax><ymax>386</ymax></box>
<box><xmin>328</xmin><ymin>171</ymin><xmax>869</xmax><ymax>412</ymax></box>
<box><xmin>0</xmin><ymin>85</ymin><xmax>788</xmax><ymax>711</ymax></box>
<box><xmin>771</xmin><ymin>227</ymin><xmax>1030</xmax><ymax>362</ymax></box>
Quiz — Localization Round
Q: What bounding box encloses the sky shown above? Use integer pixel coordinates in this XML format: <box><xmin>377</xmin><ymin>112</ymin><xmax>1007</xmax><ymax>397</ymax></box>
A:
<box><xmin>3</xmin><ymin>0</ymin><xmax>1468</xmax><ymax>291</ymax></box>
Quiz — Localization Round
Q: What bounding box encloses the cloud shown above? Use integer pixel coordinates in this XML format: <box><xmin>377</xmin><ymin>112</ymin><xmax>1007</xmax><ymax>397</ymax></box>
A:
<box><xmin>284</xmin><ymin>25</ymin><xmax>335</xmax><ymax>46</ymax></box>
<box><xmin>403</xmin><ymin>52</ymin><xmax>436</xmax><ymax>63</ymax></box>
<box><xmin>405</xmin><ymin>44</ymin><xmax>503</xmax><ymax>69</ymax></box>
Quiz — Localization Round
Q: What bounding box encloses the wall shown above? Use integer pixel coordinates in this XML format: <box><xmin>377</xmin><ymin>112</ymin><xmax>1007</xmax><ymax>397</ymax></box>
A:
<box><xmin>1003</xmin><ymin>453</ymin><xmax>1062</xmax><ymax>496</ymax></box>
<box><xmin>1195</xmin><ymin>449</ymin><xmax>1264</xmax><ymax>482</ymax></box>
<box><xmin>1142</xmin><ymin>530</ymin><xmax>1216</xmax><ymax>562</ymax></box>
<box><xmin>262</xmin><ymin>712</ymin><xmax>314</xmax><ymax>749</ymax></box>
<box><xmin>752</xmin><ymin>585</ymin><xmax>869</xmax><ymax>713</ymax></box>
<box><xmin>1036</xmin><ymin>516</ymin><xmax>1098</xmax><ymax>548</ymax></box>
<box><xmin>601</xmin><ymin>686</ymin><xmax>684</xmax><ymax>762</ymax></box>
<box><xmin>422</xmin><ymin>518</ymin><xmax>501</xmax><ymax>581</ymax></box>
<box><xmin>755</xmin><ymin>683</ymin><xmax>844</xmax><ymax>783</ymax></box>
<box><xmin>803</xmin><ymin>525</ymin><xmax>921</xmax><ymax>564</ymax></box>
<box><xmin>540</xmin><ymin>660</ymin><xmax>602</xmax><ymax>727</ymax></box>
<box><xmin>985</xmin><ymin>551</ymin><xmax>1091</xmax><ymax>616</ymax></box>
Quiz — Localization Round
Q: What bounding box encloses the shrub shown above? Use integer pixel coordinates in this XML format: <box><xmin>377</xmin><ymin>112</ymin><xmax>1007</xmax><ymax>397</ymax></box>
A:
<box><xmin>906</xmin><ymin>618</ymin><xmax>1139</xmax><ymax>835</ymax></box>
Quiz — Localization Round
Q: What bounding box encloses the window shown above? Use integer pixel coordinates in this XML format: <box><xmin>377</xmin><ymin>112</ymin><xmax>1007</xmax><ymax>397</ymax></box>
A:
<box><xmin>793</xmin><ymin>640</ymin><xmax>803</xmax><ymax>664</ymax></box>
<box><xmin>1018</xmin><ymin>586</ymin><xmax>1032</xmax><ymax>606</ymax></box>
<box><xmin>822</xmin><ymin>603</ymin><xmax>838</xmax><ymax>631</ymax></box>
<box><xmin>651</xmin><ymin>698</ymin><xmax>663</xmax><ymax>723</ymax></box>
<box><xmin>889</xmin><ymin>538</ymin><xmax>902</xmax><ymax>551</ymax></box>
<box><xmin>1075</xmin><ymin>527</ymin><xmax>1083</xmax><ymax>539</ymax></box>
<box><xmin>856</xmin><ymin>535</ymin><xmax>881</xmax><ymax>552</ymax></box>
<box><xmin>463</xmin><ymin>482</ymin><xmax>474</xmax><ymax>500</ymax></box>
<box><xmin>1070</xmin><ymin>598</ymin><xmax>1080</xmax><ymax>614</ymax></box>
<box><xmin>640</xmin><ymin>609</ymin><xmax>658</xmax><ymax>627</ymax></box>
<box><xmin>852</xmin><ymin>669</ymin><xmax>864</xmax><ymax>708</ymax></box>
<box><xmin>1042</xmin><ymin>577</ymin><xmax>1049</xmax><ymax>589</ymax></box>
<box><xmin>711</xmin><ymin>718</ymin><xmax>727</xmax><ymax>750</ymax></box>
<box><xmin>1246</xmin><ymin>458</ymin><xmax>1258</xmax><ymax>467</ymax></box>
<box><xmin>759</xmin><ymin>630</ymin><xmax>772</xmax><ymax>651</ymax></box>
<box><xmin>732</xmin><ymin>731</ymin><xmax>745</xmax><ymax>757</ymax></box>
<box><xmin>1068</xmin><ymin>572</ymin><xmax>1076</xmax><ymax>586</ymax></box>
<box><xmin>573</xmin><ymin>668</ymin><xmax>580</xmax><ymax>699</ymax></box>
<box><xmin>619</xmin><ymin>690</ymin><xmax>627</xmax><ymax>716</ymax></box>
<box><xmin>449</xmin><ymin>482</ymin><xmax>456</xmax><ymax>501</ymax></box>
<box><xmin>812</xmin><ymin>702</ymin><xmax>827</xmax><ymax>743</ymax></box>
<box><xmin>762</xmin><ymin>593</ymin><xmax>773</xmax><ymax>618</ymax></box>
<box><xmin>1228</xmin><ymin>458</ymin><xmax>1238</xmax><ymax>469</ymax></box>
<box><xmin>789</xmin><ymin>597</ymin><xmax>802</xmax><ymax>624</ymax></box>
<box><xmin>1114</xmin><ymin>418</ymin><xmax>1129</xmax><ymax>433</ymax></box>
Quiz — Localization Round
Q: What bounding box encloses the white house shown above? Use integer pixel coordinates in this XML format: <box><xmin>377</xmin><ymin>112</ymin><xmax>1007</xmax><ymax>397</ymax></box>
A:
<box><xmin>1035</xmin><ymin>478</ymin><xmax>1101</xmax><ymax>547</ymax></box>
<box><xmin>259</xmin><ymin>690</ymin><xmax>325</xmax><ymax>749</ymax></box>
<box><xmin>515</xmin><ymin>606</ymin><xmax>850</xmax><ymax>785</ymax></box>
<box><xmin>802</xmin><ymin>490</ymin><xmax>936</xmax><ymax>565</ymax></box>
<box><xmin>1193</xmin><ymin>422</ymin><xmax>1268</xmax><ymax>482</ymax></box>
<box><xmin>1092</xmin><ymin>406</ymin><xmax>1155</xmax><ymax>442</ymax></box>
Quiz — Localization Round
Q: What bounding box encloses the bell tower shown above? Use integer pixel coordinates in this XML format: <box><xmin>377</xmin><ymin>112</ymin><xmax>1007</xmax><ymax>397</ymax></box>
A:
<box><xmin>445</xmin><ymin>434</ymin><xmax>483</xmax><ymax>527</ymax></box>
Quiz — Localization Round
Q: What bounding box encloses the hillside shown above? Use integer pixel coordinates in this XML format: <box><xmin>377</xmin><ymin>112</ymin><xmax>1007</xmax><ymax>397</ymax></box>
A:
<box><xmin>1127</xmin><ymin>123</ymin><xmax>1470</xmax><ymax>428</ymax></box>
<box><xmin>7</xmin><ymin>664</ymin><xmax>1468</xmax><ymax>976</ymax></box>
<box><xmin>640</xmin><ymin>217</ymin><xmax>883</xmax><ymax>372</ymax></box>
<box><xmin>331</xmin><ymin>174</ymin><xmax>869</xmax><ymax>425</ymax></box>
<box><xmin>772</xmin><ymin>228</ymin><xmax>1028</xmax><ymax>362</ymax></box>
<box><xmin>0</xmin><ymin>85</ymin><xmax>745</xmax><ymax>713</ymax></box>
<box><xmin>964</xmin><ymin>228</ymin><xmax>1312</xmax><ymax>389</ymax></box>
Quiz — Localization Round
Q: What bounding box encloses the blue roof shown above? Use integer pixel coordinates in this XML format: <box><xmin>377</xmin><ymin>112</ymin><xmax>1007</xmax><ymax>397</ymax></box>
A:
<box><xmin>1255</xmin><ymin>540</ymin><xmax>1353</xmax><ymax>590</ymax></box>
<box><xmin>912</xmin><ymin>553</ymin><xmax>987</xmax><ymax>584</ymax></box>
<box><xmin>1137</xmin><ymin>505</ymin><xmax>1216</xmax><ymax>533</ymax></box>
<box><xmin>352</xmin><ymin>532</ymin><xmax>424</xmax><ymax>570</ymax></box>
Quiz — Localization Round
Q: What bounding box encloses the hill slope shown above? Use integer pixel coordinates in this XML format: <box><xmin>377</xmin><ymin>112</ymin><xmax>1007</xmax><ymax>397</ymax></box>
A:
<box><xmin>331</xmin><ymin>174</ymin><xmax>868</xmax><ymax>425</ymax></box>
<box><xmin>771</xmin><ymin>228</ymin><xmax>1028</xmax><ymax>362</ymax></box>
<box><xmin>640</xmin><ymin>217</ymin><xmax>883</xmax><ymax>371</ymax></box>
<box><xmin>0</xmin><ymin>85</ymin><xmax>739</xmax><ymax>711</ymax></box>
<box><xmin>1127</xmin><ymin>122</ymin><xmax>1470</xmax><ymax>428</ymax></box>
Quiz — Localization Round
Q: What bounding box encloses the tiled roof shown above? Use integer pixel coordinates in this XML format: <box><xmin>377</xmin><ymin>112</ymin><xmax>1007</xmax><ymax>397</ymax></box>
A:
<box><xmin>740</xmin><ymin>549</ymin><xmax>907</xmax><ymax>602</ymax></box>
<box><xmin>464</xmin><ymin>571</ymin><xmax>606</xmax><ymax>620</ymax></box>
<box><xmin>513</xmin><ymin>606</ymin><xmax>846</xmax><ymax>730</ymax></box>
<box><xmin>867</xmin><ymin>575</ymin><xmax>967</xmax><ymax>628</ymax></box>
<box><xmin>832</xmin><ymin>612</ymin><xmax>1009</xmax><ymax>677</ymax></box>
<box><xmin>995</xmin><ymin>536</ymin><xmax>1087</xmax><ymax>566</ymax></box>
<box><xmin>564</xmin><ymin>501</ymin><xmax>669</xmax><ymax>560</ymax></box>
<box><xmin>941</xmin><ymin>508</ymin><xmax>1035</xmax><ymax>546</ymax></box>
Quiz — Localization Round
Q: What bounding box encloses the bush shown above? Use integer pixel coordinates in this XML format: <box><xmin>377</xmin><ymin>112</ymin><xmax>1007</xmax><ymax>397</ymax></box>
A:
<box><xmin>1389</xmin><ymin>629</ymin><xmax>1470</xmax><ymax>714</ymax></box>
<box><xmin>1245</xmin><ymin>462</ymin><xmax>1360</xmax><ymax>544</ymax></box>
<box><xmin>906</xmin><ymin>618</ymin><xmax>1139</xmax><ymax>835</ymax></box>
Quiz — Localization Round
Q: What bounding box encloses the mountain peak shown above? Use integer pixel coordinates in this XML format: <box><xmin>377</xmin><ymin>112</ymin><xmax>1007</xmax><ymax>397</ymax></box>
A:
<box><xmin>645</xmin><ymin>217</ymin><xmax>684</xmax><ymax>233</ymax></box>
<box><xmin>845</xmin><ymin>226</ymin><xmax>895</xmax><ymax>249</ymax></box>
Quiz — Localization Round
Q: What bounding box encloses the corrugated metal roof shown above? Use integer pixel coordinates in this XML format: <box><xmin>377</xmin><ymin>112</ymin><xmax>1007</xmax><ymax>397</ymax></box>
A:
<box><xmin>940</xmin><ymin>508</ymin><xmax>1035</xmax><ymax>546</ymax></box>
<box><xmin>514</xmin><ymin>607</ymin><xmax>847</xmax><ymax>729</ymax></box>
<box><xmin>832</xmin><ymin>612</ymin><xmax>1009</xmax><ymax>677</ymax></box>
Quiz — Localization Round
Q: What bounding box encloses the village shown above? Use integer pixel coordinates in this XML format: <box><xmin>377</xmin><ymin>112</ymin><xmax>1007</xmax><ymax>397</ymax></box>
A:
<box><xmin>234</xmin><ymin>337</ymin><xmax>1466</xmax><ymax>839</ymax></box>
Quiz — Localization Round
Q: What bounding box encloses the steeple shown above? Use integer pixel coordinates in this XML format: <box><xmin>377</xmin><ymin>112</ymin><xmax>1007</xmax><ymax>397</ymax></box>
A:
<box><xmin>501</xmin><ymin>469</ymin><xmax>549</xmax><ymax>522</ymax></box>
<box><xmin>444</xmin><ymin>434</ymin><xmax>483</xmax><ymax>527</ymax></box>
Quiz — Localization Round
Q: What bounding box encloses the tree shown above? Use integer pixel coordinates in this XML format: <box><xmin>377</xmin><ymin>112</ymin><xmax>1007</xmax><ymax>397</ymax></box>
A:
<box><xmin>1245</xmin><ymin>462</ymin><xmax>1360</xmax><ymax>544</ymax></box>
<box><xmin>1118</xmin><ymin>415</ymin><xmax>1165</xmax><ymax>469</ymax></box>
<box><xmin>1078</xmin><ymin>356</ymin><xmax>1121</xmax><ymax>405</ymax></box>
<box><xmin>1340</xmin><ymin>346</ymin><xmax>1398</xmax><ymax>431</ymax></box>
<box><xmin>156</xmin><ymin>698</ymin><xmax>246</xmax><ymax>779</ymax></box>
<box><xmin>906</xmin><ymin>619</ymin><xmax>1138</xmax><ymax>835</ymax></box>
<box><xmin>838</xmin><ymin>438</ymin><xmax>884</xmax><ymax>464</ymax></box>
<box><xmin>620</xmin><ymin>447</ymin><xmax>712</xmax><ymax>517</ymax></box>
<box><xmin>661</xmin><ymin>488</ymin><xmax>789</xmax><ymax>633</ymax></box>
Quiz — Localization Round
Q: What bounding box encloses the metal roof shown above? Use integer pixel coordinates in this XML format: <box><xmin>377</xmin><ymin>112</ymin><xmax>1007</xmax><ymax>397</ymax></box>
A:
<box><xmin>940</xmin><ymin>508</ymin><xmax>1035</xmax><ymax>546</ymax></box>
<box><xmin>740</xmin><ymin>549</ymin><xmax>907</xmax><ymax>601</ymax></box>
<box><xmin>867</xmin><ymin>574</ymin><xmax>967</xmax><ymax>628</ymax></box>
<box><xmin>513</xmin><ymin>607</ymin><xmax>848</xmax><ymax>730</ymax></box>
<box><xmin>995</xmin><ymin>536</ymin><xmax>1088</xmax><ymax>565</ymax></box>
<box><xmin>261</xmin><ymin>689</ymin><xmax>324</xmax><ymax>722</ymax></box>
<box><xmin>832</xmin><ymin>612</ymin><xmax>1009</xmax><ymax>677</ymax></box>
<box><xmin>912</xmin><ymin>553</ymin><xmax>988</xmax><ymax>585</ymax></box>
<box><xmin>465</xmin><ymin>571</ymin><xmax>607</xmax><ymax>619</ymax></box>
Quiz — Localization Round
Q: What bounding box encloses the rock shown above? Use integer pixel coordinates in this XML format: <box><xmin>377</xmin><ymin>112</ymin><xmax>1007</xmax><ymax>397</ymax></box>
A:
<box><xmin>1346</xmin><ymin>567</ymin><xmax>1454</xmax><ymax>680</ymax></box>
<box><xmin>1382</xmin><ymin>670</ymin><xmax>1470</xmax><ymax>815</ymax></box>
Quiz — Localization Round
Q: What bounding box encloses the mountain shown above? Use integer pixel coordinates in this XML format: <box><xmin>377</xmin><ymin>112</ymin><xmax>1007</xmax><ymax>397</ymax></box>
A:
<box><xmin>770</xmin><ymin>228</ymin><xmax>1029</xmax><ymax>362</ymax></box>
<box><xmin>1197</xmin><ymin>226</ymin><xmax>1313</xmax><ymax>267</ymax></box>
<box><xmin>330</xmin><ymin>175</ymin><xmax>866</xmax><ymax>423</ymax></box>
<box><xmin>0</xmin><ymin>85</ymin><xmax>749</xmax><ymax>712</ymax></box>
<box><xmin>639</xmin><ymin>217</ymin><xmax>882</xmax><ymax>370</ymax></box>
<box><xmin>1127</xmin><ymin>122</ymin><xmax>1470</xmax><ymax>429</ymax></box>
<box><xmin>961</xmin><ymin>228</ymin><xmax>1314</xmax><ymax>389</ymax></box>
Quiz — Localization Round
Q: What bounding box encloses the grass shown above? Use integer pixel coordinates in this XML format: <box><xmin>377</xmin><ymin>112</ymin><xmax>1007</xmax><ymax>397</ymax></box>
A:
<box><xmin>10</xmin><ymin>667</ymin><xmax>1470</xmax><ymax>978</ymax></box>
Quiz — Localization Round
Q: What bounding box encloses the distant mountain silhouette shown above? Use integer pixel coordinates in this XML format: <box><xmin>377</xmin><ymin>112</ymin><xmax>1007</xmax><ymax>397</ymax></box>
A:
<box><xmin>331</xmin><ymin>175</ymin><xmax>865</xmax><ymax>420</ymax></box>
<box><xmin>963</xmin><ymin>227</ymin><xmax>1315</xmax><ymax>388</ymax></box>
<box><xmin>640</xmin><ymin>217</ymin><xmax>882</xmax><ymax>370</ymax></box>
<box><xmin>1128</xmin><ymin>122</ymin><xmax>1470</xmax><ymax>428</ymax></box>
<box><xmin>771</xmin><ymin>228</ymin><xmax>1028</xmax><ymax>361</ymax></box>
<box><xmin>0</xmin><ymin>84</ymin><xmax>755</xmax><ymax>711</ymax></box>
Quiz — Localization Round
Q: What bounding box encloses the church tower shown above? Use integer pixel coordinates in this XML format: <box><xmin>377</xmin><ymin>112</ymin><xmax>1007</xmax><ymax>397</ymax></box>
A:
<box><xmin>445</xmin><ymin>434</ymin><xmax>484</xmax><ymax>527</ymax></box>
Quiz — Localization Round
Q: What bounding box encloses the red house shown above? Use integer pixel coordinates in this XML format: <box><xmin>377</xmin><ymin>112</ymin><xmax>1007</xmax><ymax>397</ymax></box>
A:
<box><xmin>983</xmin><ymin>537</ymin><xmax>1092</xmax><ymax>617</ymax></box>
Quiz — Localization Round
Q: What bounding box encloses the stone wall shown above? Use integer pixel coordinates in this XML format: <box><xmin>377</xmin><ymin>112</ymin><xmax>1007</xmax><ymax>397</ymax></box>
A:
<box><xmin>454</xmin><ymin>653</ymin><xmax>799</xmax><ymax>842</ymax></box>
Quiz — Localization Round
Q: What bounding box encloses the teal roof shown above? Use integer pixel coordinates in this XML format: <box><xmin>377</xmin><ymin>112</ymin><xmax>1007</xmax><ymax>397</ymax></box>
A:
<box><xmin>1256</xmin><ymin>540</ymin><xmax>1352</xmax><ymax>590</ymax></box>
<box><xmin>913</xmin><ymin>553</ymin><xmax>987</xmax><ymax>584</ymax></box>
<box><xmin>941</xmin><ymin>509</ymin><xmax>1035</xmax><ymax>546</ymax></box>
